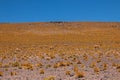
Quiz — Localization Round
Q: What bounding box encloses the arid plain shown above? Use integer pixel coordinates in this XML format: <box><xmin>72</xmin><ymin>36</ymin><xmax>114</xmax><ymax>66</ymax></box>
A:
<box><xmin>0</xmin><ymin>22</ymin><xmax>120</xmax><ymax>80</ymax></box>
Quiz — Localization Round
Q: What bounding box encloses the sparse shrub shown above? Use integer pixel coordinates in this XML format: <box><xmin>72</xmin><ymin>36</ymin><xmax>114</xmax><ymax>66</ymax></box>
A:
<box><xmin>5</xmin><ymin>68</ymin><xmax>8</xmax><ymax>71</ymax></box>
<box><xmin>74</xmin><ymin>65</ymin><xmax>79</xmax><ymax>72</ymax></box>
<box><xmin>90</xmin><ymin>62</ymin><xmax>96</xmax><ymax>68</ymax></box>
<box><xmin>59</xmin><ymin>62</ymin><xmax>66</xmax><ymax>66</ymax></box>
<box><xmin>103</xmin><ymin>63</ymin><xmax>107</xmax><ymax>67</ymax></box>
<box><xmin>49</xmin><ymin>54</ymin><xmax>55</xmax><ymax>59</ymax></box>
<box><xmin>94</xmin><ymin>44</ymin><xmax>100</xmax><ymax>49</ymax></box>
<box><xmin>118</xmin><ymin>69</ymin><xmax>120</xmax><ymax>72</ymax></box>
<box><xmin>53</xmin><ymin>63</ymin><xmax>58</xmax><ymax>68</ymax></box>
<box><xmin>53</xmin><ymin>61</ymin><xmax>70</xmax><ymax>68</ymax></box>
<box><xmin>46</xmin><ymin>64</ymin><xmax>51</xmax><ymax>69</ymax></box>
<box><xmin>75</xmin><ymin>71</ymin><xmax>85</xmax><ymax>78</ymax></box>
<box><xmin>36</xmin><ymin>63</ymin><xmax>43</xmax><ymax>68</ymax></box>
<box><xmin>40</xmin><ymin>69</ymin><xmax>44</xmax><ymax>74</ymax></box>
<box><xmin>0</xmin><ymin>63</ymin><xmax>2</xmax><ymax>68</ymax></box>
<box><xmin>2</xmin><ymin>56</ymin><xmax>7</xmax><ymax>60</ymax></box>
<box><xmin>83</xmin><ymin>54</ymin><xmax>88</xmax><ymax>61</ymax></box>
<box><xmin>12</xmin><ymin>62</ymin><xmax>20</xmax><ymax>67</ymax></box>
<box><xmin>96</xmin><ymin>59</ymin><xmax>101</xmax><ymax>63</ymax></box>
<box><xmin>103</xmin><ymin>63</ymin><xmax>107</xmax><ymax>71</ymax></box>
<box><xmin>44</xmin><ymin>76</ymin><xmax>55</xmax><ymax>80</ymax></box>
<box><xmin>116</xmin><ymin>64</ymin><xmax>120</xmax><ymax>69</ymax></box>
<box><xmin>77</xmin><ymin>60</ymin><xmax>81</xmax><ymax>64</ymax></box>
<box><xmin>94</xmin><ymin>67</ymin><xmax>100</xmax><ymax>74</ymax></box>
<box><xmin>112</xmin><ymin>63</ymin><xmax>117</xmax><ymax>67</ymax></box>
<box><xmin>81</xmin><ymin>64</ymin><xmax>85</xmax><ymax>68</ymax></box>
<box><xmin>45</xmin><ymin>57</ymin><xmax>51</xmax><ymax>60</ymax></box>
<box><xmin>64</xmin><ymin>57</ymin><xmax>68</xmax><ymax>60</ymax></box>
<box><xmin>66</xmin><ymin>70</ymin><xmax>71</xmax><ymax>75</ymax></box>
<box><xmin>21</xmin><ymin>63</ymin><xmax>33</xmax><ymax>70</ymax></box>
<box><xmin>3</xmin><ymin>64</ymin><xmax>10</xmax><ymax>68</ymax></box>
<box><xmin>0</xmin><ymin>71</ymin><xmax>3</xmax><ymax>76</ymax></box>
<box><xmin>11</xmin><ymin>71</ymin><xmax>17</xmax><ymax>76</ymax></box>
<box><xmin>62</xmin><ymin>61</ymin><xmax>71</xmax><ymax>66</ymax></box>
<box><xmin>72</xmin><ymin>57</ymin><xmax>77</xmax><ymax>62</ymax></box>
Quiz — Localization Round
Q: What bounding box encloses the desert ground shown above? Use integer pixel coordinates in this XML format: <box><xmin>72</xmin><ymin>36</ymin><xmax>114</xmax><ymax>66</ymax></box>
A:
<box><xmin>0</xmin><ymin>22</ymin><xmax>120</xmax><ymax>80</ymax></box>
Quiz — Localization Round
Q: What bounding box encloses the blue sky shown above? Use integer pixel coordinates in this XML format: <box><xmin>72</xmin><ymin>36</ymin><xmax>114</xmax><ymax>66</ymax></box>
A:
<box><xmin>0</xmin><ymin>0</ymin><xmax>120</xmax><ymax>22</ymax></box>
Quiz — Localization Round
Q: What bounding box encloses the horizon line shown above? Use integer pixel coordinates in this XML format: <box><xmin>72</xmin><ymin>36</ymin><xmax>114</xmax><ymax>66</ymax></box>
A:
<box><xmin>0</xmin><ymin>21</ymin><xmax>120</xmax><ymax>24</ymax></box>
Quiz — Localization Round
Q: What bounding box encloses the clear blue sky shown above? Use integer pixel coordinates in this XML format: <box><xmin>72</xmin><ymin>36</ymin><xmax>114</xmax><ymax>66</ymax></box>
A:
<box><xmin>0</xmin><ymin>0</ymin><xmax>120</xmax><ymax>22</ymax></box>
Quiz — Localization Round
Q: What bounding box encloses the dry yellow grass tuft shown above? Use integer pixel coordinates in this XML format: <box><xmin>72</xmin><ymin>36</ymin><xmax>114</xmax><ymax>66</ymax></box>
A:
<box><xmin>90</xmin><ymin>62</ymin><xmax>96</xmax><ymax>68</ymax></box>
<box><xmin>0</xmin><ymin>63</ymin><xmax>2</xmax><ymax>68</ymax></box>
<box><xmin>83</xmin><ymin>54</ymin><xmax>88</xmax><ymax>61</ymax></box>
<box><xmin>94</xmin><ymin>67</ymin><xmax>100</xmax><ymax>74</ymax></box>
<box><xmin>12</xmin><ymin>62</ymin><xmax>20</xmax><ymax>67</ymax></box>
<box><xmin>116</xmin><ymin>64</ymin><xmax>120</xmax><ymax>69</ymax></box>
<box><xmin>36</xmin><ymin>63</ymin><xmax>43</xmax><ymax>68</ymax></box>
<box><xmin>77</xmin><ymin>60</ymin><xmax>82</xmax><ymax>64</ymax></box>
<box><xmin>53</xmin><ymin>64</ymin><xmax>58</xmax><ymax>68</ymax></box>
<box><xmin>53</xmin><ymin>61</ymin><xmax>70</xmax><ymax>68</ymax></box>
<box><xmin>74</xmin><ymin>65</ymin><xmax>79</xmax><ymax>72</ymax></box>
<box><xmin>65</xmin><ymin>70</ymin><xmax>71</xmax><ymax>75</ymax></box>
<box><xmin>11</xmin><ymin>71</ymin><xmax>17</xmax><ymax>76</ymax></box>
<box><xmin>44</xmin><ymin>76</ymin><xmax>55</xmax><ymax>80</ymax></box>
<box><xmin>3</xmin><ymin>64</ymin><xmax>10</xmax><ymax>68</ymax></box>
<box><xmin>0</xmin><ymin>71</ymin><xmax>3</xmax><ymax>76</ymax></box>
<box><xmin>75</xmin><ymin>71</ymin><xmax>85</xmax><ymax>78</ymax></box>
<box><xmin>103</xmin><ymin>63</ymin><xmax>107</xmax><ymax>71</ymax></box>
<box><xmin>96</xmin><ymin>59</ymin><xmax>101</xmax><ymax>63</ymax></box>
<box><xmin>21</xmin><ymin>63</ymin><xmax>33</xmax><ymax>70</ymax></box>
<box><xmin>40</xmin><ymin>69</ymin><xmax>44</xmax><ymax>74</ymax></box>
<box><xmin>46</xmin><ymin>64</ymin><xmax>51</xmax><ymax>69</ymax></box>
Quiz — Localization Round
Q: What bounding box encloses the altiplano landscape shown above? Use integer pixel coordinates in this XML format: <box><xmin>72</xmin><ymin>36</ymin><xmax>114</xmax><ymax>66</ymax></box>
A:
<box><xmin>0</xmin><ymin>22</ymin><xmax>120</xmax><ymax>80</ymax></box>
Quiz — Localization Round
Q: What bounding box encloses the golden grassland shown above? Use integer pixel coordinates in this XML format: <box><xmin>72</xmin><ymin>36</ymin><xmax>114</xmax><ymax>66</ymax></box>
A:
<box><xmin>0</xmin><ymin>22</ymin><xmax>120</xmax><ymax>59</ymax></box>
<box><xmin>0</xmin><ymin>22</ymin><xmax>120</xmax><ymax>48</ymax></box>
<box><xmin>0</xmin><ymin>22</ymin><xmax>120</xmax><ymax>61</ymax></box>
<box><xmin>0</xmin><ymin>22</ymin><xmax>120</xmax><ymax>79</ymax></box>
